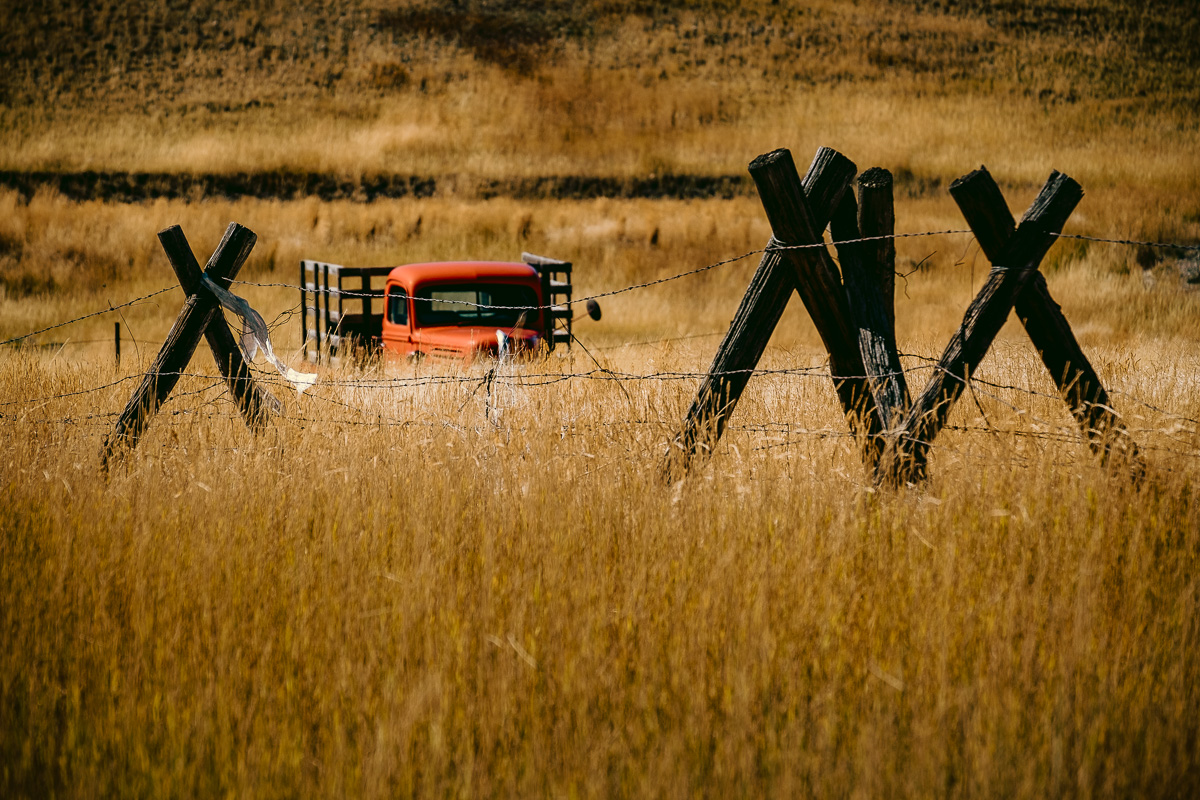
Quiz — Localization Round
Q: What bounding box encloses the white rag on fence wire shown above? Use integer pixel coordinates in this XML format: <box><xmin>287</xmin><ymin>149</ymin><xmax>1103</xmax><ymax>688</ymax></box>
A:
<box><xmin>483</xmin><ymin>327</ymin><xmax>534</xmax><ymax>428</ymax></box>
<box><xmin>200</xmin><ymin>274</ymin><xmax>317</xmax><ymax>395</ymax></box>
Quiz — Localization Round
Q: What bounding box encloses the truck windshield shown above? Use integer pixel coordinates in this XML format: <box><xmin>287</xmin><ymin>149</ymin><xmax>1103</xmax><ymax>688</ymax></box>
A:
<box><xmin>414</xmin><ymin>284</ymin><xmax>538</xmax><ymax>328</ymax></box>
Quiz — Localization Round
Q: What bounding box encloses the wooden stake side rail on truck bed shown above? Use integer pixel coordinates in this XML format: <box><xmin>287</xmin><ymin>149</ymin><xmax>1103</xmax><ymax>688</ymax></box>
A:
<box><xmin>521</xmin><ymin>252</ymin><xmax>574</xmax><ymax>351</ymax></box>
<box><xmin>300</xmin><ymin>260</ymin><xmax>391</xmax><ymax>364</ymax></box>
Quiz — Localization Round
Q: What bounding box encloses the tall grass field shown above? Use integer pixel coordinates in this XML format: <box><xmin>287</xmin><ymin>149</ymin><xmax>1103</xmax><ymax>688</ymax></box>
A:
<box><xmin>2</xmin><ymin>1</ymin><xmax>1200</xmax><ymax>797</ymax></box>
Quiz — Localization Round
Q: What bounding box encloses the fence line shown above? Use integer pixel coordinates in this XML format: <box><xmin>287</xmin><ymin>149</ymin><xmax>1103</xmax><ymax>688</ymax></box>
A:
<box><xmin>6</xmin><ymin>327</ymin><xmax>1197</xmax><ymax>465</ymax></box>
<box><xmin>2</xmin><ymin>356</ymin><xmax>1198</xmax><ymax>433</ymax></box>
<box><xmin>2</xmin><ymin>219</ymin><xmax>1199</xmax><ymax>467</ymax></box>
<box><xmin>13</xmin><ymin>378</ymin><xmax>1192</xmax><ymax>466</ymax></box>
<box><xmin>0</xmin><ymin>347</ymin><xmax>1195</xmax><ymax>460</ymax></box>
<box><xmin>236</xmin><ymin>229</ymin><xmax>1199</xmax><ymax>310</ymax></box>
<box><xmin>2</xmin><ymin>229</ymin><xmax>1196</xmax><ymax>350</ymax></box>
<box><xmin>8</xmin><ymin>405</ymin><xmax>1198</xmax><ymax>467</ymax></box>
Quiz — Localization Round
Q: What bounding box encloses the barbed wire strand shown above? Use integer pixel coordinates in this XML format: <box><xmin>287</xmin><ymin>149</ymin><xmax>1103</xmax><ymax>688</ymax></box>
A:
<box><xmin>9</xmin><ymin>398</ymin><xmax>1200</xmax><ymax>463</ymax></box>
<box><xmin>233</xmin><ymin>229</ymin><xmax>977</xmax><ymax>310</ymax></box>
<box><xmin>0</xmin><ymin>231</ymin><xmax>952</xmax><ymax>347</ymax></box>
<box><xmin>0</xmin><ymin>286</ymin><xmax>177</xmax><ymax>346</ymax></box>
<box><xmin>1051</xmin><ymin>232</ymin><xmax>1200</xmax><ymax>252</ymax></box>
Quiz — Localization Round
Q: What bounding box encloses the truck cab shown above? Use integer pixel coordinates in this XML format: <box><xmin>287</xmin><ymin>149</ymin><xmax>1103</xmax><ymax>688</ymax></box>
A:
<box><xmin>381</xmin><ymin>261</ymin><xmax>544</xmax><ymax>361</ymax></box>
<box><xmin>300</xmin><ymin>253</ymin><xmax>578</xmax><ymax>364</ymax></box>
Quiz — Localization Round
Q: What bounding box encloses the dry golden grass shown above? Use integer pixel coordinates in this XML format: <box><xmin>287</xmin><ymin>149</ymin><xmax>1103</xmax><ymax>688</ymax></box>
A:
<box><xmin>2</xmin><ymin>186</ymin><xmax>1200</xmax><ymax>796</ymax></box>
<box><xmin>4</xmin><ymin>0</ymin><xmax>1200</xmax><ymax>796</ymax></box>
<box><xmin>3</xmin><ymin>318</ymin><xmax>1200</xmax><ymax>797</ymax></box>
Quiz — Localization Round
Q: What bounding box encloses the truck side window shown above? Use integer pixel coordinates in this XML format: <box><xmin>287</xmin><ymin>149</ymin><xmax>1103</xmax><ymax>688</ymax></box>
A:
<box><xmin>387</xmin><ymin>286</ymin><xmax>408</xmax><ymax>325</ymax></box>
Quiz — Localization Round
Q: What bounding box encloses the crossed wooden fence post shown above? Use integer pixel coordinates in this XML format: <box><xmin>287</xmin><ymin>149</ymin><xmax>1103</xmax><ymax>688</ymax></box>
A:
<box><xmin>945</xmin><ymin>167</ymin><xmax>1143</xmax><ymax>477</ymax></box>
<box><xmin>664</xmin><ymin>146</ymin><xmax>1144</xmax><ymax>485</ymax></box>
<box><xmin>101</xmin><ymin>222</ymin><xmax>280</xmax><ymax>469</ymax></box>
<box><xmin>662</xmin><ymin>148</ymin><xmax>877</xmax><ymax>480</ymax></box>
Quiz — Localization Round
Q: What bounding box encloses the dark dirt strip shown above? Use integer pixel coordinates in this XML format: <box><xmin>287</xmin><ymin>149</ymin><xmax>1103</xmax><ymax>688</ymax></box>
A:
<box><xmin>0</xmin><ymin>170</ymin><xmax>754</xmax><ymax>203</ymax></box>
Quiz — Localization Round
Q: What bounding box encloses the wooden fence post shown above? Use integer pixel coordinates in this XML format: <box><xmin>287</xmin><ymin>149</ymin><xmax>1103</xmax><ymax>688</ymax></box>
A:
<box><xmin>158</xmin><ymin>225</ymin><xmax>282</xmax><ymax>429</ymax></box>
<box><xmin>857</xmin><ymin>168</ymin><xmax>899</xmax><ymax>338</ymax></box>
<box><xmin>950</xmin><ymin>168</ymin><xmax>1144</xmax><ymax>475</ymax></box>
<box><xmin>749</xmin><ymin>149</ymin><xmax>882</xmax><ymax>444</ymax></box>
<box><xmin>662</xmin><ymin>147</ymin><xmax>857</xmax><ymax>480</ymax></box>
<box><xmin>101</xmin><ymin>222</ymin><xmax>272</xmax><ymax>469</ymax></box>
<box><xmin>300</xmin><ymin>258</ymin><xmax>309</xmax><ymax>362</ymax></box>
<box><xmin>832</xmin><ymin>169</ymin><xmax>910</xmax><ymax>438</ymax></box>
<box><xmin>887</xmin><ymin>169</ymin><xmax>1083</xmax><ymax>483</ymax></box>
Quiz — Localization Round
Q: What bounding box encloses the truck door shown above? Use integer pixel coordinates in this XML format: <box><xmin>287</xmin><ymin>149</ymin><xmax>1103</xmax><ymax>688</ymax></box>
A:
<box><xmin>381</xmin><ymin>283</ymin><xmax>414</xmax><ymax>356</ymax></box>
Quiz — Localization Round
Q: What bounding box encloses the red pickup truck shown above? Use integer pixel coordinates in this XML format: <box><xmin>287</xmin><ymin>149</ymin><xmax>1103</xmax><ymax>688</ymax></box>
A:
<box><xmin>300</xmin><ymin>253</ymin><xmax>590</xmax><ymax>363</ymax></box>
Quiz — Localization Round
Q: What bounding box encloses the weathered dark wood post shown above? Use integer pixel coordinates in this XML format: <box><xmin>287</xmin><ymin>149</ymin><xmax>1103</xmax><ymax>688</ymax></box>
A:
<box><xmin>300</xmin><ymin>258</ymin><xmax>309</xmax><ymax>361</ymax></box>
<box><xmin>114</xmin><ymin>321</ymin><xmax>120</xmax><ymax>368</ymax></box>
<box><xmin>751</xmin><ymin>149</ymin><xmax>883</xmax><ymax>443</ymax></box>
<box><xmin>857</xmin><ymin>168</ymin><xmax>899</xmax><ymax>336</ymax></box>
<box><xmin>322</xmin><ymin>262</ymin><xmax>332</xmax><ymax>362</ymax></box>
<box><xmin>158</xmin><ymin>225</ymin><xmax>282</xmax><ymax>428</ymax></box>
<box><xmin>887</xmin><ymin>169</ymin><xmax>1083</xmax><ymax>483</ymax></box>
<box><xmin>101</xmin><ymin>222</ymin><xmax>278</xmax><ymax>469</ymax></box>
<box><xmin>832</xmin><ymin>168</ymin><xmax>909</xmax><ymax>439</ymax></box>
<box><xmin>951</xmin><ymin>168</ymin><xmax>1143</xmax><ymax>475</ymax></box>
<box><xmin>662</xmin><ymin>147</ymin><xmax>861</xmax><ymax>480</ymax></box>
